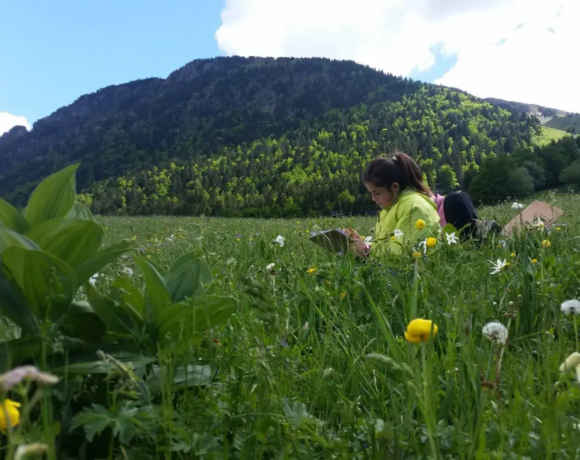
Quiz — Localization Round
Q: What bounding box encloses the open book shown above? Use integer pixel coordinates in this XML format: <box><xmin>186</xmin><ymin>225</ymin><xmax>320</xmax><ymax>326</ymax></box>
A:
<box><xmin>308</xmin><ymin>229</ymin><xmax>355</xmax><ymax>253</ymax></box>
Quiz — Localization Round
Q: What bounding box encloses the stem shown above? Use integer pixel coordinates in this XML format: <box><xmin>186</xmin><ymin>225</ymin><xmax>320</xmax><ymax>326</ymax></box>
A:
<box><xmin>421</xmin><ymin>343</ymin><xmax>439</xmax><ymax>460</ymax></box>
<box><xmin>574</xmin><ymin>316</ymin><xmax>579</xmax><ymax>351</ymax></box>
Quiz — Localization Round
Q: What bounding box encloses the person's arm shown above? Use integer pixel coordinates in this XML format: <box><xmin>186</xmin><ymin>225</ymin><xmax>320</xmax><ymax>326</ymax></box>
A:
<box><xmin>377</xmin><ymin>205</ymin><xmax>435</xmax><ymax>257</ymax></box>
<box><xmin>345</xmin><ymin>228</ymin><xmax>370</xmax><ymax>257</ymax></box>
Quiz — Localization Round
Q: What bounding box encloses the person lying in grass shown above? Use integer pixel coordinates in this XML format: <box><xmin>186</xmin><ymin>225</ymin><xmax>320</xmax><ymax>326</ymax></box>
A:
<box><xmin>347</xmin><ymin>152</ymin><xmax>440</xmax><ymax>258</ymax></box>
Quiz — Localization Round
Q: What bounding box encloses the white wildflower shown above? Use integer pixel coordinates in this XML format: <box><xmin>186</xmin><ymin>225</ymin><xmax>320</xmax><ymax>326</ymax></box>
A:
<box><xmin>482</xmin><ymin>321</ymin><xmax>508</xmax><ymax>345</ymax></box>
<box><xmin>489</xmin><ymin>259</ymin><xmax>509</xmax><ymax>275</ymax></box>
<box><xmin>0</xmin><ymin>366</ymin><xmax>59</xmax><ymax>391</ymax></box>
<box><xmin>560</xmin><ymin>352</ymin><xmax>580</xmax><ymax>382</ymax></box>
<box><xmin>273</xmin><ymin>235</ymin><xmax>285</xmax><ymax>247</ymax></box>
<box><xmin>15</xmin><ymin>443</ymin><xmax>49</xmax><ymax>460</ymax></box>
<box><xmin>364</xmin><ymin>236</ymin><xmax>373</xmax><ymax>245</ymax></box>
<box><xmin>121</xmin><ymin>267</ymin><xmax>133</xmax><ymax>276</ymax></box>
<box><xmin>393</xmin><ymin>229</ymin><xmax>403</xmax><ymax>239</ymax></box>
<box><xmin>303</xmin><ymin>322</ymin><xmax>309</xmax><ymax>332</ymax></box>
<box><xmin>498</xmin><ymin>240</ymin><xmax>507</xmax><ymax>249</ymax></box>
<box><xmin>266</xmin><ymin>263</ymin><xmax>276</xmax><ymax>272</ymax></box>
<box><xmin>226</xmin><ymin>258</ymin><xmax>236</xmax><ymax>266</ymax></box>
<box><xmin>323</xmin><ymin>368</ymin><xmax>334</xmax><ymax>378</ymax></box>
<box><xmin>446</xmin><ymin>232</ymin><xmax>459</xmax><ymax>245</ymax></box>
<box><xmin>419</xmin><ymin>239</ymin><xmax>427</xmax><ymax>254</ymax></box>
<box><xmin>561</xmin><ymin>300</ymin><xmax>580</xmax><ymax>316</ymax></box>
<box><xmin>89</xmin><ymin>273</ymin><xmax>102</xmax><ymax>286</ymax></box>
<box><xmin>166</xmin><ymin>234</ymin><xmax>176</xmax><ymax>242</ymax></box>
<box><xmin>512</xmin><ymin>202</ymin><xmax>523</xmax><ymax>210</ymax></box>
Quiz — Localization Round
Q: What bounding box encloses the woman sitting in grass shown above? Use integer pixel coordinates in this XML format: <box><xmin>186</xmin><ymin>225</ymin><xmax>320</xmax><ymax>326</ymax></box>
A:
<box><xmin>347</xmin><ymin>152</ymin><xmax>440</xmax><ymax>258</ymax></box>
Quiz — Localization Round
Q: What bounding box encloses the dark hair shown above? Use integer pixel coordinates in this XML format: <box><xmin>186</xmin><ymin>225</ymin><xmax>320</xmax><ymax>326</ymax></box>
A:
<box><xmin>363</xmin><ymin>152</ymin><xmax>431</xmax><ymax>195</ymax></box>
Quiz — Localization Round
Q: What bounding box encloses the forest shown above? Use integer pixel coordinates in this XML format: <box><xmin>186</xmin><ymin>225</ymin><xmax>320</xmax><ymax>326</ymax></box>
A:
<box><xmin>2</xmin><ymin>56</ymin><xmax>577</xmax><ymax>217</ymax></box>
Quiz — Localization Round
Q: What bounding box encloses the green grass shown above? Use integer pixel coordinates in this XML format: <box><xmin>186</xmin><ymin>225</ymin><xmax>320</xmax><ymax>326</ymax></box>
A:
<box><xmin>535</xmin><ymin>126</ymin><xmax>569</xmax><ymax>146</ymax></box>
<box><xmin>70</xmin><ymin>189</ymin><xmax>580</xmax><ymax>458</ymax></box>
<box><xmin>545</xmin><ymin>114</ymin><xmax>580</xmax><ymax>133</ymax></box>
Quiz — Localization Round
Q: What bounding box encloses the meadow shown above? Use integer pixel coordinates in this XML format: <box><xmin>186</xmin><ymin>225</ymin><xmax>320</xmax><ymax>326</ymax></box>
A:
<box><xmin>2</xmin><ymin>172</ymin><xmax>580</xmax><ymax>458</ymax></box>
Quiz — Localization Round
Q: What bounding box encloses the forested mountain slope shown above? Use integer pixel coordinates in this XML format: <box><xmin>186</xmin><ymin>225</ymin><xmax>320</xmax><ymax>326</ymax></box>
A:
<box><xmin>0</xmin><ymin>57</ymin><xmax>541</xmax><ymax>215</ymax></box>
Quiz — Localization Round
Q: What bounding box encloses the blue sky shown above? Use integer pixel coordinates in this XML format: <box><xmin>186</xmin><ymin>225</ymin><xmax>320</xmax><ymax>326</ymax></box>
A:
<box><xmin>0</xmin><ymin>0</ymin><xmax>223</xmax><ymax>124</ymax></box>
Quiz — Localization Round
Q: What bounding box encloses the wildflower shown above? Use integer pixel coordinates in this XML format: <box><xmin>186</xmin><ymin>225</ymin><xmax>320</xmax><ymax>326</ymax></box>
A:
<box><xmin>303</xmin><ymin>322</ymin><xmax>309</xmax><ymax>332</ymax></box>
<box><xmin>131</xmin><ymin>235</ymin><xmax>137</xmax><ymax>241</ymax></box>
<box><xmin>14</xmin><ymin>443</ymin><xmax>48</xmax><ymax>460</ymax></box>
<box><xmin>0</xmin><ymin>399</ymin><xmax>21</xmax><ymax>433</ymax></box>
<box><xmin>498</xmin><ymin>240</ymin><xmax>507</xmax><ymax>249</ymax></box>
<box><xmin>89</xmin><ymin>273</ymin><xmax>102</xmax><ymax>286</ymax></box>
<box><xmin>340</xmin><ymin>290</ymin><xmax>347</xmax><ymax>299</ymax></box>
<box><xmin>306</xmin><ymin>267</ymin><xmax>317</xmax><ymax>275</ymax></box>
<box><xmin>531</xmin><ymin>258</ymin><xmax>538</xmax><ymax>264</ymax></box>
<box><xmin>560</xmin><ymin>352</ymin><xmax>580</xmax><ymax>382</ymax></box>
<box><xmin>482</xmin><ymin>321</ymin><xmax>508</xmax><ymax>345</ymax></box>
<box><xmin>412</xmin><ymin>251</ymin><xmax>421</xmax><ymax>259</ymax></box>
<box><xmin>0</xmin><ymin>366</ymin><xmax>59</xmax><ymax>391</ymax></box>
<box><xmin>236</xmin><ymin>238</ymin><xmax>241</xmax><ymax>243</ymax></box>
<box><xmin>510</xmin><ymin>252</ymin><xmax>516</xmax><ymax>258</ymax></box>
<box><xmin>393</xmin><ymin>229</ymin><xmax>403</xmax><ymax>239</ymax></box>
<box><xmin>555</xmin><ymin>227</ymin><xmax>562</xmax><ymax>232</ymax></box>
<box><xmin>121</xmin><ymin>267</ymin><xmax>133</xmax><ymax>276</ymax></box>
<box><xmin>561</xmin><ymin>300</ymin><xmax>580</xmax><ymax>316</ymax></box>
<box><xmin>391</xmin><ymin>235</ymin><xmax>396</xmax><ymax>241</ymax></box>
<box><xmin>489</xmin><ymin>259</ymin><xmax>509</xmax><ymax>275</ymax></box>
<box><xmin>226</xmin><ymin>258</ymin><xmax>236</xmax><ymax>266</ymax></box>
<box><xmin>445</xmin><ymin>232</ymin><xmax>458</xmax><ymax>245</ymax></box>
<box><xmin>541</xmin><ymin>240</ymin><xmax>551</xmax><ymax>249</ymax></box>
<box><xmin>273</xmin><ymin>235</ymin><xmax>285</xmax><ymax>247</ymax></box>
<box><xmin>364</xmin><ymin>236</ymin><xmax>373</xmax><ymax>245</ymax></box>
<box><xmin>512</xmin><ymin>202</ymin><xmax>523</xmax><ymax>210</ymax></box>
<box><xmin>426</xmin><ymin>237</ymin><xmax>437</xmax><ymax>248</ymax></box>
<box><xmin>414</xmin><ymin>219</ymin><xmax>426</xmax><ymax>230</ymax></box>
<box><xmin>404</xmin><ymin>319</ymin><xmax>438</xmax><ymax>343</ymax></box>
<box><xmin>166</xmin><ymin>234</ymin><xmax>175</xmax><ymax>242</ymax></box>
<box><xmin>266</xmin><ymin>263</ymin><xmax>276</xmax><ymax>272</ymax></box>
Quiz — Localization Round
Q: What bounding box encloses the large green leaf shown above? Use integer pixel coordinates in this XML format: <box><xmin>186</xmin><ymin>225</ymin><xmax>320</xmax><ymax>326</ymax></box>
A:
<box><xmin>0</xmin><ymin>227</ymin><xmax>40</xmax><ymax>250</ymax></box>
<box><xmin>25</xmin><ymin>164</ymin><xmax>79</xmax><ymax>227</ymax></box>
<box><xmin>66</xmin><ymin>301</ymin><xmax>107</xmax><ymax>341</ymax></box>
<box><xmin>50</xmin><ymin>348</ymin><xmax>155</xmax><ymax>376</ymax></box>
<box><xmin>86</xmin><ymin>286</ymin><xmax>143</xmax><ymax>338</ymax></box>
<box><xmin>0</xmin><ymin>198</ymin><xmax>29</xmax><ymax>233</ymax></box>
<box><xmin>75</xmin><ymin>240</ymin><xmax>134</xmax><ymax>286</ymax></box>
<box><xmin>2</xmin><ymin>247</ymin><xmax>77</xmax><ymax>321</ymax></box>
<box><xmin>25</xmin><ymin>218</ymin><xmax>103</xmax><ymax>268</ymax></box>
<box><xmin>156</xmin><ymin>295</ymin><xmax>236</xmax><ymax>340</ymax></box>
<box><xmin>164</xmin><ymin>254</ymin><xmax>212</xmax><ymax>303</ymax></box>
<box><xmin>147</xmin><ymin>364</ymin><xmax>215</xmax><ymax>396</ymax></box>
<box><xmin>0</xmin><ymin>254</ymin><xmax>39</xmax><ymax>334</ymax></box>
<box><xmin>112</xmin><ymin>277</ymin><xmax>145</xmax><ymax>317</ymax></box>
<box><xmin>0</xmin><ymin>336</ymin><xmax>84</xmax><ymax>372</ymax></box>
<box><xmin>66</xmin><ymin>202</ymin><xmax>94</xmax><ymax>220</ymax></box>
<box><xmin>134</xmin><ymin>257</ymin><xmax>171</xmax><ymax>319</ymax></box>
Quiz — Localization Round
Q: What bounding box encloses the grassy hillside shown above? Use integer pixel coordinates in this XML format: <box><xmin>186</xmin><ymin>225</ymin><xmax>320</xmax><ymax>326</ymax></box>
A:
<box><xmin>545</xmin><ymin>113</ymin><xmax>580</xmax><ymax>132</ymax></box>
<box><xmin>535</xmin><ymin>126</ymin><xmax>569</xmax><ymax>146</ymax></box>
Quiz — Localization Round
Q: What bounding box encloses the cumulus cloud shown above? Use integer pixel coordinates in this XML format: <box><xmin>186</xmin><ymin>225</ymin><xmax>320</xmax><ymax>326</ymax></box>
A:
<box><xmin>216</xmin><ymin>0</ymin><xmax>579</xmax><ymax>112</ymax></box>
<box><xmin>0</xmin><ymin>112</ymin><xmax>30</xmax><ymax>137</ymax></box>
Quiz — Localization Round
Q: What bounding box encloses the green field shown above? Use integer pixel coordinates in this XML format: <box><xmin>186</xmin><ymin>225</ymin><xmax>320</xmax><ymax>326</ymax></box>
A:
<box><xmin>4</xmin><ymin>185</ymin><xmax>580</xmax><ymax>458</ymax></box>
<box><xmin>545</xmin><ymin>114</ymin><xmax>580</xmax><ymax>133</ymax></box>
<box><xmin>535</xmin><ymin>126</ymin><xmax>569</xmax><ymax>146</ymax></box>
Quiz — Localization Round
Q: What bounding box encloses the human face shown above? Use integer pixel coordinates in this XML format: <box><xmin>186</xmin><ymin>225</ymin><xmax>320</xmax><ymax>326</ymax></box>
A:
<box><xmin>365</xmin><ymin>182</ymin><xmax>400</xmax><ymax>209</ymax></box>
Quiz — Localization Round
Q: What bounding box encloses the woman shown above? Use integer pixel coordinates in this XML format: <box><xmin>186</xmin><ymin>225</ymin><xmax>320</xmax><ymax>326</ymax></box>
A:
<box><xmin>348</xmin><ymin>153</ymin><xmax>440</xmax><ymax>259</ymax></box>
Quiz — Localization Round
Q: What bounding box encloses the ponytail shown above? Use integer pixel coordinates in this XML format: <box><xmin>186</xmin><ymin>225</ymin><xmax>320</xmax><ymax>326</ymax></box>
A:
<box><xmin>363</xmin><ymin>152</ymin><xmax>431</xmax><ymax>195</ymax></box>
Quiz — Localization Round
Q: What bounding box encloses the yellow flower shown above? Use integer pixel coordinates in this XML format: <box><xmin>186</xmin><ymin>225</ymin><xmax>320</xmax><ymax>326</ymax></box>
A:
<box><xmin>236</xmin><ymin>238</ymin><xmax>241</xmax><ymax>242</ymax></box>
<box><xmin>555</xmin><ymin>227</ymin><xmax>562</xmax><ymax>232</ymax></box>
<box><xmin>426</xmin><ymin>237</ymin><xmax>437</xmax><ymax>248</ymax></box>
<box><xmin>404</xmin><ymin>319</ymin><xmax>438</xmax><ymax>343</ymax></box>
<box><xmin>306</xmin><ymin>268</ymin><xmax>317</xmax><ymax>275</ymax></box>
<box><xmin>415</xmin><ymin>219</ymin><xmax>426</xmax><ymax>230</ymax></box>
<box><xmin>541</xmin><ymin>240</ymin><xmax>551</xmax><ymax>248</ymax></box>
<box><xmin>510</xmin><ymin>252</ymin><xmax>516</xmax><ymax>258</ymax></box>
<box><xmin>340</xmin><ymin>290</ymin><xmax>347</xmax><ymax>300</ymax></box>
<box><xmin>531</xmin><ymin>258</ymin><xmax>538</xmax><ymax>264</ymax></box>
<box><xmin>412</xmin><ymin>251</ymin><xmax>421</xmax><ymax>259</ymax></box>
<box><xmin>0</xmin><ymin>399</ymin><xmax>21</xmax><ymax>433</ymax></box>
<box><xmin>390</xmin><ymin>235</ymin><xmax>396</xmax><ymax>241</ymax></box>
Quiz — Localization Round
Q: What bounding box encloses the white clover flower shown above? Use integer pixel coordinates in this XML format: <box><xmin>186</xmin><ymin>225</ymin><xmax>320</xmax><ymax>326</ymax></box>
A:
<box><xmin>393</xmin><ymin>229</ymin><xmax>403</xmax><ymax>239</ymax></box>
<box><xmin>489</xmin><ymin>259</ymin><xmax>509</xmax><ymax>275</ymax></box>
<box><xmin>482</xmin><ymin>321</ymin><xmax>508</xmax><ymax>345</ymax></box>
<box><xmin>446</xmin><ymin>232</ymin><xmax>459</xmax><ymax>245</ymax></box>
<box><xmin>121</xmin><ymin>267</ymin><xmax>133</xmax><ymax>276</ymax></box>
<box><xmin>273</xmin><ymin>235</ymin><xmax>285</xmax><ymax>247</ymax></box>
<box><xmin>226</xmin><ymin>258</ymin><xmax>236</xmax><ymax>266</ymax></box>
<box><xmin>561</xmin><ymin>300</ymin><xmax>580</xmax><ymax>316</ymax></box>
<box><xmin>266</xmin><ymin>263</ymin><xmax>276</xmax><ymax>272</ymax></box>
<box><xmin>512</xmin><ymin>202</ymin><xmax>523</xmax><ymax>210</ymax></box>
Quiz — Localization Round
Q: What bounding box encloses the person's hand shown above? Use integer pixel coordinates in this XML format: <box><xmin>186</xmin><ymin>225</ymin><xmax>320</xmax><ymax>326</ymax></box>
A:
<box><xmin>345</xmin><ymin>227</ymin><xmax>362</xmax><ymax>241</ymax></box>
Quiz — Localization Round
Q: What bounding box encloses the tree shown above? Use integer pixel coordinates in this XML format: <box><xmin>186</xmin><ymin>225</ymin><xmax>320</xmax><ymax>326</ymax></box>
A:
<box><xmin>462</xmin><ymin>162</ymin><xmax>479</xmax><ymax>191</ymax></box>
<box><xmin>436</xmin><ymin>164</ymin><xmax>459</xmax><ymax>193</ymax></box>
<box><xmin>522</xmin><ymin>161</ymin><xmax>546</xmax><ymax>189</ymax></box>
<box><xmin>507</xmin><ymin>167</ymin><xmax>534</xmax><ymax>198</ymax></box>
<box><xmin>468</xmin><ymin>155</ymin><xmax>516</xmax><ymax>205</ymax></box>
<box><xmin>560</xmin><ymin>160</ymin><xmax>580</xmax><ymax>188</ymax></box>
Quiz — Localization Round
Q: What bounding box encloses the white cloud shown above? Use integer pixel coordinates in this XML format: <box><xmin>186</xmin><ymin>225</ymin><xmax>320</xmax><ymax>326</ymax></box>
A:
<box><xmin>0</xmin><ymin>112</ymin><xmax>30</xmax><ymax>137</ymax></box>
<box><xmin>216</xmin><ymin>0</ymin><xmax>579</xmax><ymax>112</ymax></box>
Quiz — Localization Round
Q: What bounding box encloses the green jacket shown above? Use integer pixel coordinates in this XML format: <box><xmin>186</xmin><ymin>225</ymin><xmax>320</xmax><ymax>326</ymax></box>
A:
<box><xmin>372</xmin><ymin>189</ymin><xmax>440</xmax><ymax>259</ymax></box>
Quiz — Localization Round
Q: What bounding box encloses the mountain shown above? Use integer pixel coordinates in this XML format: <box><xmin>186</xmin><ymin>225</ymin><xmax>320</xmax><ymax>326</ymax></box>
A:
<box><xmin>483</xmin><ymin>97</ymin><xmax>573</xmax><ymax>125</ymax></box>
<box><xmin>1</xmin><ymin>57</ymin><xmax>541</xmax><ymax>216</ymax></box>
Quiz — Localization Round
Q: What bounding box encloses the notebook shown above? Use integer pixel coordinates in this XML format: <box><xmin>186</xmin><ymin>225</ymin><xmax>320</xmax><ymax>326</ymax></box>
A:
<box><xmin>308</xmin><ymin>229</ymin><xmax>354</xmax><ymax>253</ymax></box>
<box><xmin>502</xmin><ymin>200</ymin><xmax>564</xmax><ymax>236</ymax></box>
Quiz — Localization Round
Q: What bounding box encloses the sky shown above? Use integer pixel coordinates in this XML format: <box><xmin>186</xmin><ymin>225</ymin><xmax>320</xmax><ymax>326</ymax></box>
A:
<box><xmin>1</xmin><ymin>0</ymin><xmax>578</xmax><ymax>137</ymax></box>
